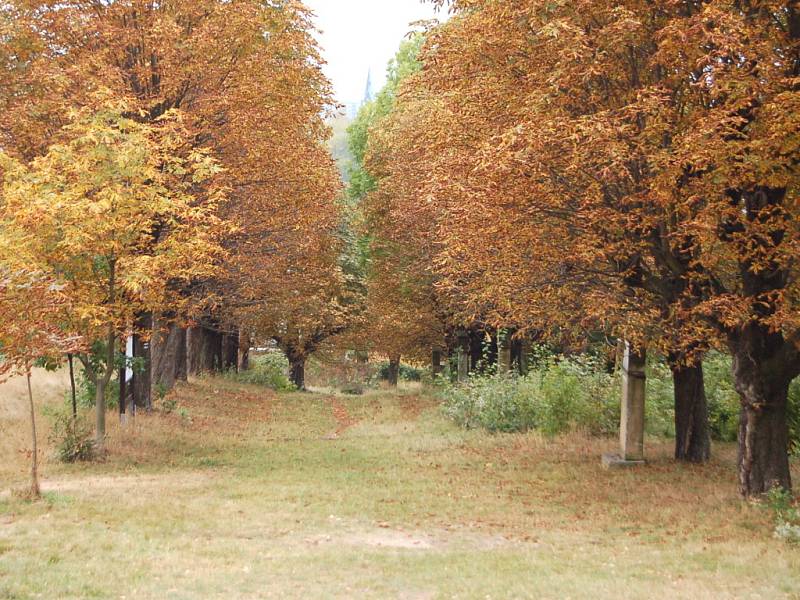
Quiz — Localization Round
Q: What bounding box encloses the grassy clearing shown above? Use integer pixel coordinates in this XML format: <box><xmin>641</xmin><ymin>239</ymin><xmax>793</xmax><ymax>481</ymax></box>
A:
<box><xmin>1</xmin><ymin>375</ymin><xmax>799</xmax><ymax>599</ymax></box>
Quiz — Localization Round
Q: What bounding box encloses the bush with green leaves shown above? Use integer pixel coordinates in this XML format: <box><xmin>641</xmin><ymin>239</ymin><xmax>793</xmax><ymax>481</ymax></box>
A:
<box><xmin>226</xmin><ymin>352</ymin><xmax>294</xmax><ymax>391</ymax></box>
<box><xmin>441</xmin><ymin>354</ymin><xmax>621</xmax><ymax>435</ymax></box>
<box><xmin>439</xmin><ymin>350</ymin><xmax>800</xmax><ymax>446</ymax></box>
<box><xmin>765</xmin><ymin>488</ymin><xmax>800</xmax><ymax>544</ymax></box>
<box><xmin>48</xmin><ymin>412</ymin><xmax>94</xmax><ymax>463</ymax></box>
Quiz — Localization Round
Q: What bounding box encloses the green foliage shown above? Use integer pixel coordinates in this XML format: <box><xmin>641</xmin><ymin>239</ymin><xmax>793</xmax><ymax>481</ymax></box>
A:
<box><xmin>160</xmin><ymin>392</ymin><xmax>178</xmax><ymax>414</ymax></box>
<box><xmin>645</xmin><ymin>360</ymin><xmax>676</xmax><ymax>438</ymax></box>
<box><xmin>789</xmin><ymin>378</ymin><xmax>800</xmax><ymax>457</ymax></box>
<box><xmin>440</xmin><ymin>350</ymin><xmax>799</xmax><ymax>445</ymax></box>
<box><xmin>48</xmin><ymin>412</ymin><xmax>94</xmax><ymax>463</ymax></box>
<box><xmin>703</xmin><ymin>354</ymin><xmax>742</xmax><ymax>443</ymax></box>
<box><xmin>441</xmin><ymin>355</ymin><xmax>620</xmax><ymax>435</ymax></box>
<box><xmin>347</xmin><ymin>33</ymin><xmax>425</xmax><ymax>203</ymax></box>
<box><xmin>226</xmin><ymin>352</ymin><xmax>294</xmax><ymax>391</ymax></box>
<box><xmin>765</xmin><ymin>488</ymin><xmax>800</xmax><ymax>544</ymax></box>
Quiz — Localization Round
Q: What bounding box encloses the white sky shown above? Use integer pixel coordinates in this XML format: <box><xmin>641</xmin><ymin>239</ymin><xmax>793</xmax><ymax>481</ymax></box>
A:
<box><xmin>304</xmin><ymin>0</ymin><xmax>441</xmax><ymax>106</ymax></box>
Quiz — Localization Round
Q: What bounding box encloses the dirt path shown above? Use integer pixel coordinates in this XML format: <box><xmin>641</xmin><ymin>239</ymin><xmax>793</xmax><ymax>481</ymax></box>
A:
<box><xmin>325</xmin><ymin>396</ymin><xmax>359</xmax><ymax>438</ymax></box>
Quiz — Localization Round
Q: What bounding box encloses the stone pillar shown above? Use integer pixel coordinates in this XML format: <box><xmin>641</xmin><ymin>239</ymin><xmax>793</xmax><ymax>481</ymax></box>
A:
<box><xmin>456</xmin><ymin>330</ymin><xmax>470</xmax><ymax>383</ymax></box>
<box><xmin>603</xmin><ymin>342</ymin><xmax>646</xmax><ymax>468</ymax></box>
<box><xmin>431</xmin><ymin>349</ymin><xmax>443</xmax><ymax>378</ymax></box>
<box><xmin>497</xmin><ymin>329</ymin><xmax>512</xmax><ymax>374</ymax></box>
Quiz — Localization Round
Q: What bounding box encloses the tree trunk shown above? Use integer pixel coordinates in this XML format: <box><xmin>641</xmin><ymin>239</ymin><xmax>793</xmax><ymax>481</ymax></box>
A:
<box><xmin>732</xmin><ymin>324</ymin><xmax>798</xmax><ymax>496</ymax></box>
<box><xmin>27</xmin><ymin>371</ymin><xmax>40</xmax><ymax>499</ymax></box>
<box><xmin>671</xmin><ymin>360</ymin><xmax>711</xmax><ymax>463</ymax></box>
<box><xmin>290</xmin><ymin>356</ymin><xmax>306</xmax><ymax>390</ymax></box>
<box><xmin>95</xmin><ymin>377</ymin><xmax>107</xmax><ymax>453</ymax></box>
<box><xmin>223</xmin><ymin>330</ymin><xmax>239</xmax><ymax>372</ymax></box>
<box><xmin>238</xmin><ymin>330</ymin><xmax>251</xmax><ymax>371</ymax></box>
<box><xmin>387</xmin><ymin>355</ymin><xmax>400</xmax><ymax>387</ymax></box>
<box><xmin>132</xmin><ymin>312</ymin><xmax>152</xmax><ymax>411</ymax></box>
<box><xmin>188</xmin><ymin>325</ymin><xmax>223</xmax><ymax>375</ymax></box>
<box><xmin>95</xmin><ymin>324</ymin><xmax>116</xmax><ymax>453</ymax></box>
<box><xmin>151</xmin><ymin>316</ymin><xmax>187</xmax><ymax>394</ymax></box>
<box><xmin>119</xmin><ymin>362</ymin><xmax>127</xmax><ymax>424</ymax></box>
<box><xmin>68</xmin><ymin>354</ymin><xmax>77</xmax><ymax>420</ymax></box>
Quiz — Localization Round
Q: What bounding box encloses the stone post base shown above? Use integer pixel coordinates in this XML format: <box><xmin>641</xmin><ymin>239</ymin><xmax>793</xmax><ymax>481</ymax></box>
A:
<box><xmin>601</xmin><ymin>453</ymin><xmax>646</xmax><ymax>469</ymax></box>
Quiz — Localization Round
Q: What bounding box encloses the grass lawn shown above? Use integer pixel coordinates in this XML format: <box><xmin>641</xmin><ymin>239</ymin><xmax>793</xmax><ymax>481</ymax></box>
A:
<box><xmin>1</xmin><ymin>374</ymin><xmax>799</xmax><ymax>599</ymax></box>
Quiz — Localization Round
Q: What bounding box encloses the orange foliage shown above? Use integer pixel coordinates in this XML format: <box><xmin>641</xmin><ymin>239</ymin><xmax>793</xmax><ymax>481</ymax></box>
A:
<box><xmin>372</xmin><ymin>0</ymin><xmax>799</xmax><ymax>493</ymax></box>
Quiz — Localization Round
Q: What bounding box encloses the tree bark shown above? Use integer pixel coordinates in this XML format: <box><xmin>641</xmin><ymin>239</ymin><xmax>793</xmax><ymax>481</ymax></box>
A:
<box><xmin>671</xmin><ymin>360</ymin><xmax>711</xmax><ymax>463</ymax></box>
<box><xmin>151</xmin><ymin>316</ymin><xmax>187</xmax><ymax>393</ymax></box>
<box><xmin>387</xmin><ymin>355</ymin><xmax>401</xmax><ymax>387</ymax></box>
<box><xmin>132</xmin><ymin>312</ymin><xmax>152</xmax><ymax>411</ymax></box>
<box><xmin>732</xmin><ymin>324</ymin><xmax>798</xmax><ymax>495</ymax></box>
<box><xmin>95</xmin><ymin>322</ymin><xmax>116</xmax><ymax>453</ymax></box>
<box><xmin>68</xmin><ymin>354</ymin><xmax>77</xmax><ymax>420</ymax></box>
<box><xmin>27</xmin><ymin>371</ymin><xmax>40</xmax><ymax>499</ymax></box>
<box><xmin>223</xmin><ymin>329</ymin><xmax>239</xmax><ymax>372</ymax></box>
<box><xmin>119</xmin><ymin>362</ymin><xmax>127</xmax><ymax>423</ymax></box>
<box><xmin>188</xmin><ymin>325</ymin><xmax>224</xmax><ymax>374</ymax></box>
<box><xmin>290</xmin><ymin>356</ymin><xmax>306</xmax><ymax>390</ymax></box>
<box><xmin>238</xmin><ymin>330</ymin><xmax>251</xmax><ymax>371</ymax></box>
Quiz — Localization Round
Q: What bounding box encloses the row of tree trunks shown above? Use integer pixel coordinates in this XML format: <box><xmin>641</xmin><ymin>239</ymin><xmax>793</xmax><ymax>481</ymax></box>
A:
<box><xmin>130</xmin><ymin>314</ymin><xmax>245</xmax><ymax>407</ymax></box>
<box><xmin>187</xmin><ymin>324</ymin><xmax>223</xmax><ymax>375</ymax></box>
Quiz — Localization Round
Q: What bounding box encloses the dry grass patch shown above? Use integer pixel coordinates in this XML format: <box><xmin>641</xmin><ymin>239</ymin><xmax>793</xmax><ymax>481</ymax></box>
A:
<box><xmin>0</xmin><ymin>383</ymin><xmax>798</xmax><ymax>599</ymax></box>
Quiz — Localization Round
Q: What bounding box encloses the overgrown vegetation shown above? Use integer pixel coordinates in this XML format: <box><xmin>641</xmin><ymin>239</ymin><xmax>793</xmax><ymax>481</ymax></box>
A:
<box><xmin>765</xmin><ymin>488</ymin><xmax>800</xmax><ymax>545</ymax></box>
<box><xmin>225</xmin><ymin>352</ymin><xmax>294</xmax><ymax>391</ymax></box>
<box><xmin>440</xmin><ymin>352</ymin><xmax>797</xmax><ymax>449</ymax></box>
<box><xmin>48</xmin><ymin>411</ymin><xmax>94</xmax><ymax>463</ymax></box>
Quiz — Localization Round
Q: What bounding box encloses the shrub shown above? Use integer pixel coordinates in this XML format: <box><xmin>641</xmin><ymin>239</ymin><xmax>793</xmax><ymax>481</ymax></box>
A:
<box><xmin>439</xmin><ymin>350</ymin><xmax>800</xmax><ymax>446</ymax></box>
<box><xmin>442</xmin><ymin>374</ymin><xmax>537</xmax><ymax>433</ymax></box>
<box><xmin>702</xmin><ymin>353</ymin><xmax>741</xmax><ymax>442</ymax></box>
<box><xmin>440</xmin><ymin>354</ymin><xmax>621</xmax><ymax>435</ymax></box>
<box><xmin>765</xmin><ymin>488</ymin><xmax>800</xmax><ymax>544</ymax></box>
<box><xmin>49</xmin><ymin>412</ymin><xmax>94</xmax><ymax>463</ymax></box>
<box><xmin>340</xmin><ymin>382</ymin><xmax>365</xmax><ymax>395</ymax></box>
<box><xmin>226</xmin><ymin>352</ymin><xmax>294</xmax><ymax>391</ymax></box>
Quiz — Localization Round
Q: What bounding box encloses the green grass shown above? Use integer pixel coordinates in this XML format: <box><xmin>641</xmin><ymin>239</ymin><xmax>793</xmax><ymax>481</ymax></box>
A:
<box><xmin>1</xmin><ymin>377</ymin><xmax>798</xmax><ymax>599</ymax></box>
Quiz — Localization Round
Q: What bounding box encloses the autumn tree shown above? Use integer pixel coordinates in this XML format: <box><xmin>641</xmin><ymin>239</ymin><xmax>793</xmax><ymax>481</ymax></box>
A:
<box><xmin>0</xmin><ymin>102</ymin><xmax>225</xmax><ymax>451</ymax></box>
<box><xmin>351</xmin><ymin>33</ymin><xmax>449</xmax><ymax>373</ymax></box>
<box><xmin>0</xmin><ymin>264</ymin><xmax>78</xmax><ymax>498</ymax></box>
<box><xmin>0</xmin><ymin>1</ymin><xmax>342</xmax><ymax>400</ymax></box>
<box><xmin>410</xmin><ymin>0</ymin><xmax>799</xmax><ymax>491</ymax></box>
